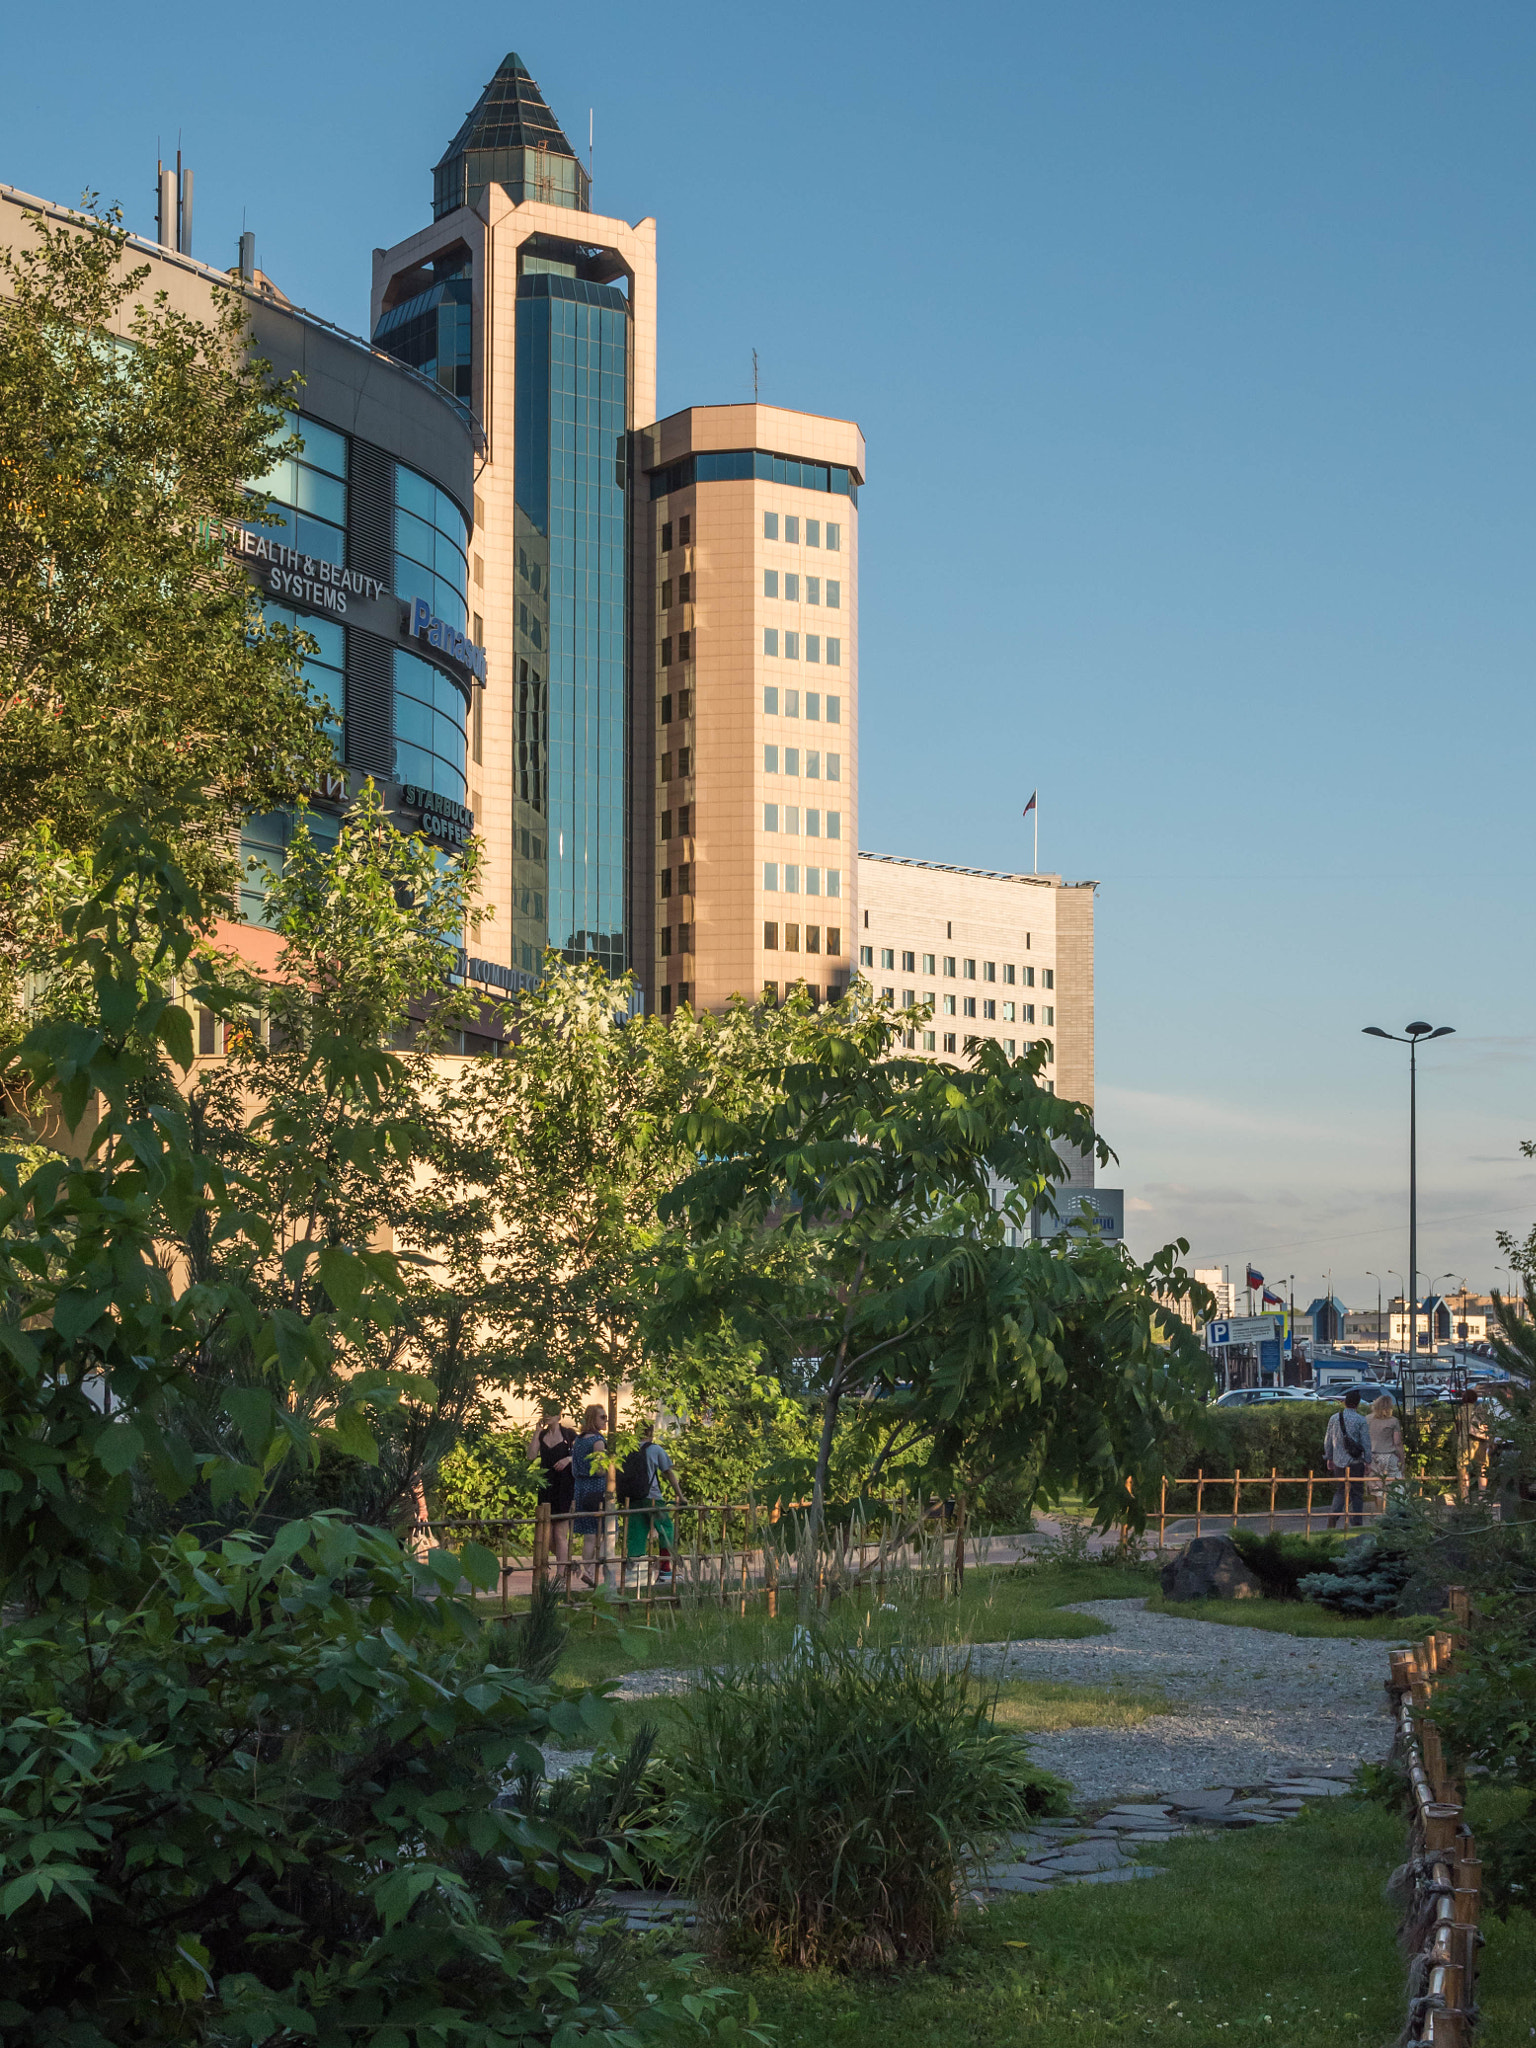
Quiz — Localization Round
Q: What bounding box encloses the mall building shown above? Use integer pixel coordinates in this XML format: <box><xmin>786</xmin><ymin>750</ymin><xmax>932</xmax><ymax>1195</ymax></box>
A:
<box><xmin>0</xmin><ymin>181</ymin><xmax>510</xmax><ymax>1026</ymax></box>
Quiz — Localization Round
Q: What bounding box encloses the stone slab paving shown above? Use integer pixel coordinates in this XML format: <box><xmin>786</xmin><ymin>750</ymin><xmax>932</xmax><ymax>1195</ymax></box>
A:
<box><xmin>970</xmin><ymin>1769</ymin><xmax>1355</xmax><ymax>1898</ymax></box>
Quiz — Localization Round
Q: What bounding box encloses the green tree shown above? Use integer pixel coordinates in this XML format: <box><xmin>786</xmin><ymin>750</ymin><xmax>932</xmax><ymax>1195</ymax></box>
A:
<box><xmin>165</xmin><ymin>784</ymin><xmax>505</xmax><ymax>1530</ymax></box>
<box><xmin>454</xmin><ymin>970</ymin><xmax>811</xmax><ymax>1420</ymax></box>
<box><xmin>0</xmin><ymin>203</ymin><xmax>334</xmax><ymax>899</ymax></box>
<box><xmin>0</xmin><ymin>827</ymin><xmax>752</xmax><ymax>2046</ymax></box>
<box><xmin>649</xmin><ymin>1001</ymin><xmax>1211</xmax><ymax>1552</ymax></box>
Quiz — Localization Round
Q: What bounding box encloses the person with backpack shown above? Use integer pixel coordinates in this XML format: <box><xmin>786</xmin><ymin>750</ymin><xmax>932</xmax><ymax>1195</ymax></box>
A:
<box><xmin>619</xmin><ymin>1419</ymin><xmax>683</xmax><ymax>1583</ymax></box>
<box><xmin>1324</xmin><ymin>1387</ymin><xmax>1372</xmax><ymax>1529</ymax></box>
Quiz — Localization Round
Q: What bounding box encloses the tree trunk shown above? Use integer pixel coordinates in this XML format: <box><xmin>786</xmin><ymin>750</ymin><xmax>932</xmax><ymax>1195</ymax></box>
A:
<box><xmin>804</xmin><ymin>1383</ymin><xmax>841</xmax><ymax>1616</ymax></box>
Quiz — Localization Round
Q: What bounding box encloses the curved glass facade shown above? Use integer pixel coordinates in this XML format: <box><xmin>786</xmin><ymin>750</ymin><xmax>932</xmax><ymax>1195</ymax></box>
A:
<box><xmin>394</xmin><ymin>461</ymin><xmax>469</xmax><ymax>634</ymax></box>
<box><xmin>264</xmin><ymin>602</ymin><xmax>344</xmax><ymax>751</ymax></box>
<box><xmin>254</xmin><ymin>411</ymin><xmax>348</xmax><ymax>563</ymax></box>
<box><xmin>393</xmin><ymin>648</ymin><xmax>468</xmax><ymax>805</ymax></box>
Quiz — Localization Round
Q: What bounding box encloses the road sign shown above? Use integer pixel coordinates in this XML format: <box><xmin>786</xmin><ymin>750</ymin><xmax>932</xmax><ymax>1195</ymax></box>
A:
<box><xmin>1206</xmin><ymin>1314</ymin><xmax>1283</xmax><ymax>1347</ymax></box>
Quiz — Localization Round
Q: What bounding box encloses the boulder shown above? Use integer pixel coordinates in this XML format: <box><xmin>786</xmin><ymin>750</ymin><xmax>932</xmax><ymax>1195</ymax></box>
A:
<box><xmin>1159</xmin><ymin>1534</ymin><xmax>1264</xmax><ymax>1601</ymax></box>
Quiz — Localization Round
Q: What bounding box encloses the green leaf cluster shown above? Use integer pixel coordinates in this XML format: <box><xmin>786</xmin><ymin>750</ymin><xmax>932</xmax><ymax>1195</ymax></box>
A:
<box><xmin>0</xmin><ymin>200</ymin><xmax>334</xmax><ymax>916</ymax></box>
<box><xmin>647</xmin><ymin>1002</ymin><xmax>1213</xmax><ymax>1544</ymax></box>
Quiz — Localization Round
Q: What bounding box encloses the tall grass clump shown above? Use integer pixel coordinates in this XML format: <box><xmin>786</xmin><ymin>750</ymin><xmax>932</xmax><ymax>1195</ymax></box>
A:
<box><xmin>664</xmin><ymin>1636</ymin><xmax>1060</xmax><ymax>1970</ymax></box>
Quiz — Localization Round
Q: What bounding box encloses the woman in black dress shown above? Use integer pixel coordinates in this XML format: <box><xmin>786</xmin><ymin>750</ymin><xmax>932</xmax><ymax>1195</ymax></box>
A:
<box><xmin>528</xmin><ymin>1400</ymin><xmax>575</xmax><ymax>1582</ymax></box>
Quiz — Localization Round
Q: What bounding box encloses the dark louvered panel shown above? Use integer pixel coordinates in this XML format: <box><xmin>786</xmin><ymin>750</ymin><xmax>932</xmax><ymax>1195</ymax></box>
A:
<box><xmin>346</xmin><ymin>440</ymin><xmax>395</xmax><ymax>780</ymax></box>
<box><xmin>350</xmin><ymin>439</ymin><xmax>394</xmax><ymax>587</ymax></box>
<box><xmin>347</xmin><ymin>628</ymin><xmax>393</xmax><ymax>779</ymax></box>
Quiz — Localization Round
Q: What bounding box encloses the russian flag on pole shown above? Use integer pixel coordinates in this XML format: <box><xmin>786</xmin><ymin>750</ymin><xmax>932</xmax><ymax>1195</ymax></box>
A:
<box><xmin>1262</xmin><ymin>1287</ymin><xmax>1284</xmax><ymax>1308</ymax></box>
<box><xmin>1246</xmin><ymin>1264</ymin><xmax>1265</xmax><ymax>1291</ymax></box>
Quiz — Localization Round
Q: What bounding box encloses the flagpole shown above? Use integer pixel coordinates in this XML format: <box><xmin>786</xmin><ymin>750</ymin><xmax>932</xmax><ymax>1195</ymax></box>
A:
<box><xmin>1033</xmin><ymin>796</ymin><xmax>1038</xmax><ymax>875</ymax></box>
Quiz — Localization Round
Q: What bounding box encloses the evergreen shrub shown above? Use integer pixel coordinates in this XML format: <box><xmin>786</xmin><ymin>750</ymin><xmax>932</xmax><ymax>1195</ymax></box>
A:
<box><xmin>1229</xmin><ymin>1528</ymin><xmax>1353</xmax><ymax>1598</ymax></box>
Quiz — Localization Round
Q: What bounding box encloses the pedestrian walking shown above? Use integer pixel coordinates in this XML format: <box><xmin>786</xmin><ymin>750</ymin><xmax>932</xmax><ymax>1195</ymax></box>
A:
<box><xmin>1367</xmin><ymin>1393</ymin><xmax>1405</xmax><ymax>1499</ymax></box>
<box><xmin>619</xmin><ymin>1419</ymin><xmax>684</xmax><ymax>1583</ymax></box>
<box><xmin>570</xmin><ymin>1403</ymin><xmax>610</xmax><ymax>1588</ymax></box>
<box><xmin>1324</xmin><ymin>1388</ymin><xmax>1371</xmax><ymax>1528</ymax></box>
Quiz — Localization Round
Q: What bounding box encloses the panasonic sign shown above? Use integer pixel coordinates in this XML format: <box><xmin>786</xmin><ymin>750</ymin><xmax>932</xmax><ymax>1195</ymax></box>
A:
<box><xmin>408</xmin><ymin>597</ymin><xmax>487</xmax><ymax>682</ymax></box>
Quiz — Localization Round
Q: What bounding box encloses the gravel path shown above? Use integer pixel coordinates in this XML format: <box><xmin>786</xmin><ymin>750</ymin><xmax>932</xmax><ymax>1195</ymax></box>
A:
<box><xmin>612</xmin><ymin>1596</ymin><xmax>1404</xmax><ymax>1807</ymax></box>
<box><xmin>971</xmin><ymin>1597</ymin><xmax>1400</xmax><ymax>1804</ymax></box>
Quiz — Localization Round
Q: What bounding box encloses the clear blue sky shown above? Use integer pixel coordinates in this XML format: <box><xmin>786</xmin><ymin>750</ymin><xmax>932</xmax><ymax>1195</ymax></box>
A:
<box><xmin>9</xmin><ymin>1</ymin><xmax>1535</xmax><ymax>1309</ymax></box>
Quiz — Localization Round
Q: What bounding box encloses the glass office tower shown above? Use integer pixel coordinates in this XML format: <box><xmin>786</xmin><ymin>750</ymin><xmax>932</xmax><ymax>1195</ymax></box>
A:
<box><xmin>372</xmin><ymin>52</ymin><xmax>652</xmax><ymax>984</ymax></box>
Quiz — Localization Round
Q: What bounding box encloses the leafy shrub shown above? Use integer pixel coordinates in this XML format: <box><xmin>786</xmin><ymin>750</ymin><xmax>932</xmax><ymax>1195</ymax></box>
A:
<box><xmin>663</xmin><ymin>1637</ymin><xmax>1059</xmax><ymax>1970</ymax></box>
<box><xmin>1435</xmin><ymin>1540</ymin><xmax>1536</xmax><ymax>1911</ymax></box>
<box><xmin>1229</xmin><ymin>1528</ymin><xmax>1352</xmax><ymax>1598</ymax></box>
<box><xmin>1166</xmin><ymin>1401</ymin><xmax>1458</xmax><ymax>1484</ymax></box>
<box><xmin>435</xmin><ymin>1427</ymin><xmax>542</xmax><ymax>1519</ymax></box>
<box><xmin>0</xmin><ymin>1517</ymin><xmax>726</xmax><ymax>2046</ymax></box>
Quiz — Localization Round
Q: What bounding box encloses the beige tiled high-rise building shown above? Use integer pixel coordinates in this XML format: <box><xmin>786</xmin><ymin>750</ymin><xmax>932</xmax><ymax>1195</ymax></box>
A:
<box><xmin>856</xmin><ymin>852</ymin><xmax>1101</xmax><ymax>1204</ymax></box>
<box><xmin>632</xmin><ymin>405</ymin><xmax>864</xmax><ymax>1014</ymax></box>
<box><xmin>372</xmin><ymin>55</ymin><xmax>656</xmax><ymax>984</ymax></box>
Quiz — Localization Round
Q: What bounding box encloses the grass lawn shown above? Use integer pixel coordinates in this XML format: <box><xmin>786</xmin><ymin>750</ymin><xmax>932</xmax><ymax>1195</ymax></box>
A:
<box><xmin>549</xmin><ymin>1561</ymin><xmax>1158</xmax><ymax>1689</ymax></box>
<box><xmin>1143</xmin><ymin>1593</ymin><xmax>1440</xmax><ymax>1640</ymax></box>
<box><xmin>697</xmin><ymin>1795</ymin><xmax>1536</xmax><ymax>2047</ymax></box>
<box><xmin>984</xmin><ymin>1674</ymin><xmax>1169</xmax><ymax>1734</ymax></box>
<box><xmin>588</xmin><ymin>1668</ymin><xmax>1169</xmax><ymax>1759</ymax></box>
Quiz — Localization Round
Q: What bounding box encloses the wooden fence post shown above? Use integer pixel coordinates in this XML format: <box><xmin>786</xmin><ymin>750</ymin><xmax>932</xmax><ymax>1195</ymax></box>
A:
<box><xmin>1231</xmin><ymin>1466</ymin><xmax>1241</xmax><ymax>1529</ymax></box>
<box><xmin>953</xmin><ymin>1491</ymin><xmax>967</xmax><ymax>1596</ymax></box>
<box><xmin>1195</xmin><ymin>1470</ymin><xmax>1204</xmax><ymax>1537</ymax></box>
<box><xmin>532</xmin><ymin>1501</ymin><xmax>550</xmax><ymax>1599</ymax></box>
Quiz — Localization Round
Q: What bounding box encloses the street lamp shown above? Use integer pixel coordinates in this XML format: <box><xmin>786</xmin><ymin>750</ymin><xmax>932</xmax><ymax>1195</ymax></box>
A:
<box><xmin>1366</xmin><ymin>1271</ymin><xmax>1383</xmax><ymax>1360</ymax></box>
<box><xmin>1364</xmin><ymin>1022</ymin><xmax>1455</xmax><ymax>1410</ymax></box>
<box><xmin>1388</xmin><ymin>1269</ymin><xmax>1405</xmax><ymax>1372</ymax></box>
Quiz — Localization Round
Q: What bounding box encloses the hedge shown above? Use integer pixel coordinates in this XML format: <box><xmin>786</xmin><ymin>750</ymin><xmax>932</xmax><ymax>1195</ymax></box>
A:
<box><xmin>1165</xmin><ymin>1402</ymin><xmax>1458</xmax><ymax>1482</ymax></box>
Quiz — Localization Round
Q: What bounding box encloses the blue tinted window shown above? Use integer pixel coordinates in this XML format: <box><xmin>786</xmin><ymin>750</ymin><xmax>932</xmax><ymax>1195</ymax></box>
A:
<box><xmin>263</xmin><ymin>602</ymin><xmax>343</xmax><ymax>749</ymax></box>
<box><xmin>394</xmin><ymin>463</ymin><xmax>469</xmax><ymax>636</ymax></box>
<box><xmin>248</xmin><ymin>413</ymin><xmax>348</xmax><ymax>562</ymax></box>
<box><xmin>394</xmin><ymin>648</ymin><xmax>467</xmax><ymax>804</ymax></box>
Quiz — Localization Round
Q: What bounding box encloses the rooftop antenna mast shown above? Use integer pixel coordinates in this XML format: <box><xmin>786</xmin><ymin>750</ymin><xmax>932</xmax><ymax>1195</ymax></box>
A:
<box><xmin>588</xmin><ymin>107</ymin><xmax>594</xmax><ymax>194</ymax></box>
<box><xmin>753</xmin><ymin>348</ymin><xmax>759</xmax><ymax>400</ymax></box>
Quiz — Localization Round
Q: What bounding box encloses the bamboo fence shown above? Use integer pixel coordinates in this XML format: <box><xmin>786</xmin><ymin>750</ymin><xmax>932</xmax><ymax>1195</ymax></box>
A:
<box><xmin>408</xmin><ymin>1492</ymin><xmax>975</xmax><ymax>1614</ymax></box>
<box><xmin>1387</xmin><ymin>1589</ymin><xmax>1483</xmax><ymax>2045</ymax></box>
<box><xmin>1147</xmin><ymin>1470</ymin><xmax>1466</xmax><ymax>1547</ymax></box>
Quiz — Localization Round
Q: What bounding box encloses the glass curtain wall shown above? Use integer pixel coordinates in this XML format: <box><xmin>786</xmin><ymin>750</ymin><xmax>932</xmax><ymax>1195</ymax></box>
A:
<box><xmin>371</xmin><ymin>257</ymin><xmax>474</xmax><ymax>409</ymax></box>
<box><xmin>392</xmin><ymin>463</ymin><xmax>472</xmax><ymax>806</ymax></box>
<box><xmin>513</xmin><ymin>271</ymin><xmax>628</xmax><ymax>976</ymax></box>
<box><xmin>239</xmin><ymin>600</ymin><xmax>344</xmax><ymax>922</ymax></box>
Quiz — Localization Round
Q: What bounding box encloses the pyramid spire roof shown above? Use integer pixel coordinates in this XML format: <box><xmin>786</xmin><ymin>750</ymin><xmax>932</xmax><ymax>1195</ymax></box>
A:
<box><xmin>433</xmin><ymin>54</ymin><xmax>590</xmax><ymax>219</ymax></box>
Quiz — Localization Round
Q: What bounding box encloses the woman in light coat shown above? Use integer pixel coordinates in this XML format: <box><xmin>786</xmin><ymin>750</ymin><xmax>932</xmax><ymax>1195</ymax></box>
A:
<box><xmin>1368</xmin><ymin>1393</ymin><xmax>1405</xmax><ymax>1497</ymax></box>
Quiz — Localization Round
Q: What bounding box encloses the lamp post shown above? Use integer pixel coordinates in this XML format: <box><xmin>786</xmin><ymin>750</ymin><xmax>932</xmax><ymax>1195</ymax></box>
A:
<box><xmin>1366</xmin><ymin>1271</ymin><xmax>1383</xmax><ymax>1360</ymax></box>
<box><xmin>1364</xmin><ymin>1022</ymin><xmax>1455</xmax><ymax>1414</ymax></box>
<box><xmin>1287</xmin><ymin>1273</ymin><xmax>1296</xmax><ymax>1383</ymax></box>
<box><xmin>1388</xmin><ymin>1269</ymin><xmax>1405</xmax><ymax>1376</ymax></box>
